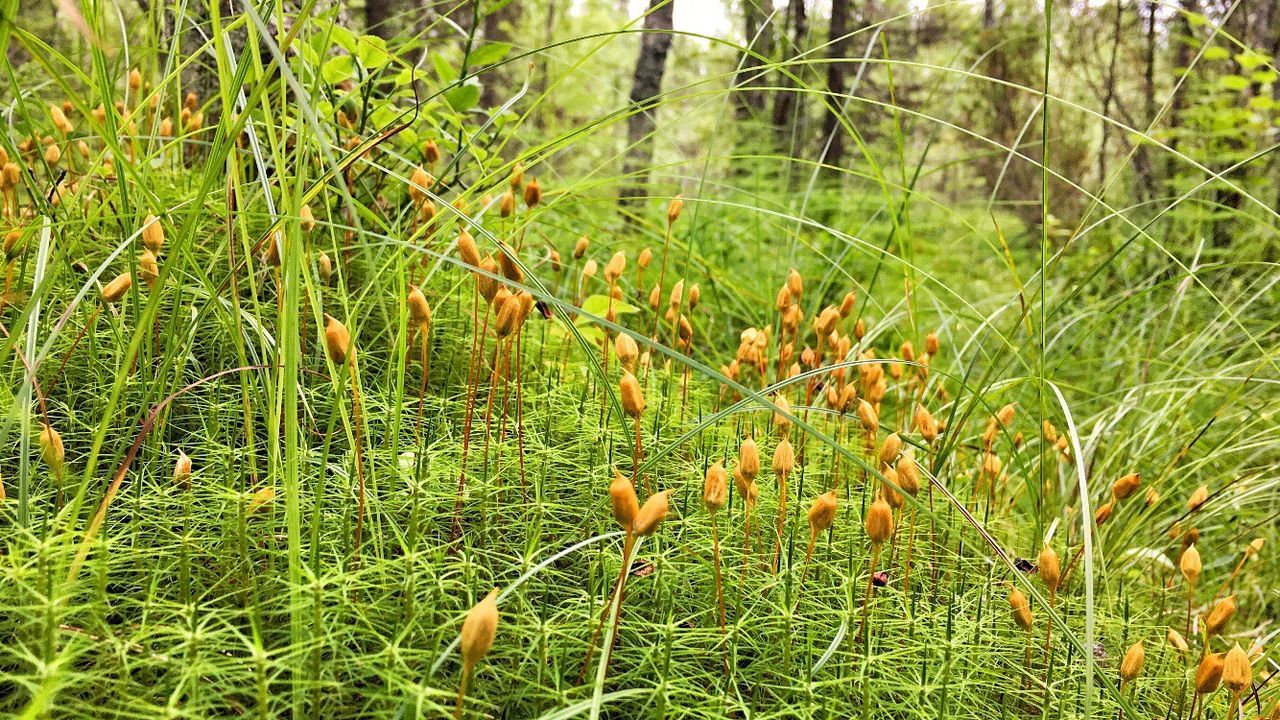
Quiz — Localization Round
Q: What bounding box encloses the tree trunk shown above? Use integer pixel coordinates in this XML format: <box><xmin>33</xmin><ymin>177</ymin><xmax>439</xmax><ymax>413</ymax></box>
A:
<box><xmin>480</xmin><ymin>0</ymin><xmax>522</xmax><ymax>108</ymax></box>
<box><xmin>733</xmin><ymin>0</ymin><xmax>775</xmax><ymax>123</ymax></box>
<box><xmin>1097</xmin><ymin>0</ymin><xmax>1123</xmax><ymax>184</ymax></box>
<box><xmin>817</xmin><ymin>0</ymin><xmax>853</xmax><ymax>169</ymax></box>
<box><xmin>1134</xmin><ymin>0</ymin><xmax>1157</xmax><ymax>197</ymax></box>
<box><xmin>770</xmin><ymin>0</ymin><xmax>809</xmax><ymax>155</ymax></box>
<box><xmin>619</xmin><ymin>0</ymin><xmax>676</xmax><ymax>210</ymax></box>
<box><xmin>365</xmin><ymin>0</ymin><xmax>394</xmax><ymax>39</ymax></box>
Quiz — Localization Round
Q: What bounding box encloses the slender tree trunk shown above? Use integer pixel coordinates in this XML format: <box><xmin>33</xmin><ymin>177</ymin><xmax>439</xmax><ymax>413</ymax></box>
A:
<box><xmin>480</xmin><ymin>0</ymin><xmax>522</xmax><ymax>108</ymax></box>
<box><xmin>1097</xmin><ymin>0</ymin><xmax>1123</xmax><ymax>184</ymax></box>
<box><xmin>770</xmin><ymin>0</ymin><xmax>809</xmax><ymax>151</ymax></box>
<box><xmin>734</xmin><ymin>0</ymin><xmax>775</xmax><ymax>123</ymax></box>
<box><xmin>365</xmin><ymin>0</ymin><xmax>394</xmax><ymax>39</ymax></box>
<box><xmin>619</xmin><ymin>0</ymin><xmax>676</xmax><ymax>211</ymax></box>
<box><xmin>817</xmin><ymin>0</ymin><xmax>853</xmax><ymax>169</ymax></box>
<box><xmin>1134</xmin><ymin>0</ymin><xmax>1157</xmax><ymax>197</ymax></box>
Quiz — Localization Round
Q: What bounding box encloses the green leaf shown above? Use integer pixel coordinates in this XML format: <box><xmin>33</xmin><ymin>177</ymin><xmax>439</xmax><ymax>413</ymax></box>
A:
<box><xmin>1250</xmin><ymin>69</ymin><xmax>1277</xmax><ymax>84</ymax></box>
<box><xmin>357</xmin><ymin>35</ymin><xmax>391</xmax><ymax>70</ymax></box>
<box><xmin>1185</xmin><ymin>10</ymin><xmax>1208</xmax><ymax>26</ymax></box>
<box><xmin>321</xmin><ymin>54</ymin><xmax>355</xmax><ymax>85</ymax></box>
<box><xmin>394</xmin><ymin>67</ymin><xmax>419</xmax><ymax>85</ymax></box>
<box><xmin>1234</xmin><ymin>51</ymin><xmax>1266</xmax><ymax>71</ymax></box>
<box><xmin>580</xmin><ymin>295</ymin><xmax>640</xmax><ymax>318</ymax></box>
<box><xmin>469</xmin><ymin>42</ymin><xmax>512</xmax><ymax>67</ymax></box>
<box><xmin>330</xmin><ymin>25</ymin><xmax>357</xmax><ymax>53</ymax></box>
<box><xmin>431</xmin><ymin>52</ymin><xmax>457</xmax><ymax>83</ymax></box>
<box><xmin>444</xmin><ymin>82</ymin><xmax>481</xmax><ymax>112</ymax></box>
<box><xmin>1247</xmin><ymin>95</ymin><xmax>1274</xmax><ymax>111</ymax></box>
<box><xmin>1203</xmin><ymin>46</ymin><xmax>1230</xmax><ymax>61</ymax></box>
<box><xmin>1218</xmin><ymin>74</ymin><xmax>1249</xmax><ymax>91</ymax></box>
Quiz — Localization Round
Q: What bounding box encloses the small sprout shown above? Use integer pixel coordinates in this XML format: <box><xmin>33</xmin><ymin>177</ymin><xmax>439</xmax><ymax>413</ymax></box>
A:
<box><xmin>173</xmin><ymin>449</ymin><xmax>192</xmax><ymax>489</ymax></box>
<box><xmin>246</xmin><ymin>487</ymin><xmax>276</xmax><ymax>516</ymax></box>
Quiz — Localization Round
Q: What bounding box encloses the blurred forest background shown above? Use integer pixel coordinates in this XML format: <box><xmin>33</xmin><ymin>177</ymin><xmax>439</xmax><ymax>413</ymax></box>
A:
<box><xmin>11</xmin><ymin>0</ymin><xmax>1279</xmax><ymax>255</ymax></box>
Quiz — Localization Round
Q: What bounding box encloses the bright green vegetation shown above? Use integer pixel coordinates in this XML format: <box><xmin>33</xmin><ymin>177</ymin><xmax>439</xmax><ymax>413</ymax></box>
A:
<box><xmin>0</xmin><ymin>2</ymin><xmax>1276</xmax><ymax>719</ymax></box>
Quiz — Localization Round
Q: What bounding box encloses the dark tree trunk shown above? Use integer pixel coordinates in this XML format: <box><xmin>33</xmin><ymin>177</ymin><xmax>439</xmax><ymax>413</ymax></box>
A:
<box><xmin>1133</xmin><ymin>0</ymin><xmax>1157</xmax><ymax>197</ymax></box>
<box><xmin>817</xmin><ymin>0</ymin><xmax>853</xmax><ymax>169</ymax></box>
<box><xmin>619</xmin><ymin>0</ymin><xmax>676</xmax><ymax>210</ymax></box>
<box><xmin>480</xmin><ymin>0</ymin><xmax>522</xmax><ymax>108</ymax></box>
<box><xmin>770</xmin><ymin>0</ymin><xmax>809</xmax><ymax>153</ymax></box>
<box><xmin>365</xmin><ymin>0</ymin><xmax>394</xmax><ymax>39</ymax></box>
<box><xmin>733</xmin><ymin>0</ymin><xmax>775</xmax><ymax>123</ymax></box>
<box><xmin>1097</xmin><ymin>0</ymin><xmax>1123</xmax><ymax>184</ymax></box>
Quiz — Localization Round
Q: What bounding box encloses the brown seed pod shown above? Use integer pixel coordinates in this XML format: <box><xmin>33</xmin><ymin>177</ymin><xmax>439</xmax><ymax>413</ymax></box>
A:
<box><xmin>1180</xmin><ymin>544</ymin><xmax>1202</xmax><ymax>586</ymax></box>
<box><xmin>1039</xmin><ymin>544</ymin><xmax>1061</xmax><ymax>593</ymax></box>
<box><xmin>1143</xmin><ymin>487</ymin><xmax>1159</xmax><ymax>507</ymax></box>
<box><xmin>408</xmin><ymin>286</ymin><xmax>432</xmax><ymax>329</ymax></box>
<box><xmin>128</xmin><ymin>68</ymin><xmax>142</xmax><ymax>90</ymax></box>
<box><xmin>459</xmin><ymin>588</ymin><xmax>499</xmax><ymax>670</ymax></box>
<box><xmin>881</xmin><ymin>467</ymin><xmax>903</xmax><ymax>509</ymax></box>
<box><xmin>772</xmin><ymin>438</ymin><xmax>795</xmax><ymax>475</ymax></box>
<box><xmin>499</xmin><ymin>191</ymin><xmax>515</xmax><ymax>218</ymax></box>
<box><xmin>924</xmin><ymin>331</ymin><xmax>939</xmax><ymax>356</ymax></box>
<box><xmin>632</xmin><ymin>490</ymin><xmax>671</xmax><ymax>536</ymax></box>
<box><xmin>477</xmin><ymin>256</ymin><xmax>500</xmax><ymax>302</ymax></box>
<box><xmin>1111</xmin><ymin>473</ymin><xmax>1140</xmax><ymax>501</ymax></box>
<box><xmin>173</xmin><ymin>449</ymin><xmax>193</xmax><ymax>489</ymax></box>
<box><xmin>1187</xmin><ymin>485</ymin><xmax>1209</xmax><ymax>511</ymax></box>
<box><xmin>773</xmin><ymin>394</ymin><xmax>792</xmax><ymax>438</ymax></box>
<box><xmin>738</xmin><ymin>437</ymin><xmax>760</xmax><ymax>481</ymax></box>
<box><xmin>1120</xmin><ymin>640</ymin><xmax>1145</xmax><ymax>682</ymax></box>
<box><xmin>1093</xmin><ymin>500</ymin><xmax>1114</xmax><ymax>526</ymax></box>
<box><xmin>857</xmin><ymin>400</ymin><xmax>878</xmax><ymax>433</ymax></box>
<box><xmin>573</xmin><ymin>235</ymin><xmax>589</xmax><ymax>259</ymax></box>
<box><xmin>865</xmin><ymin>497</ymin><xmax>894</xmax><ymax>545</ymax></box>
<box><xmin>666</xmin><ymin>195</ymin><xmax>683</xmax><ymax>223</ymax></box>
<box><xmin>409</xmin><ymin>166</ymin><xmax>432</xmax><ymax>204</ymax></box>
<box><xmin>614</xmin><ymin>333</ymin><xmax>639</xmax><ymax>371</ymax></box>
<box><xmin>1221</xmin><ymin>643</ymin><xmax>1250</xmax><ymax>694</ymax></box>
<box><xmin>808</xmin><ymin>491</ymin><xmax>838</xmax><ymax>536</ymax></box>
<box><xmin>141</xmin><ymin>213</ymin><xmax>164</xmax><ymax>253</ymax></box>
<box><xmin>457</xmin><ymin>230</ymin><xmax>481</xmax><ymax>269</ymax></box>
<box><xmin>1205</xmin><ymin>595</ymin><xmax>1236</xmax><ymax>636</ymax></box>
<box><xmin>896</xmin><ymin>454</ymin><xmax>921</xmax><ymax>497</ymax></box>
<box><xmin>494</xmin><ymin>293</ymin><xmax>523</xmax><ymax>339</ymax></box>
<box><xmin>509</xmin><ymin>162</ymin><xmax>524</xmax><ymax>189</ymax></box>
<box><xmin>138</xmin><ymin>249</ymin><xmax>159</xmax><ymax>289</ymax></box>
<box><xmin>324</xmin><ymin>315</ymin><xmax>351</xmax><ymax>364</ymax></box>
<box><xmin>839</xmin><ymin>291</ymin><xmax>856</xmax><ymax>318</ymax></box>
<box><xmin>786</xmin><ymin>268</ymin><xmax>802</xmax><ymax>299</ymax></box>
<box><xmin>1167</xmin><ymin>628</ymin><xmax>1189</xmax><ymax>654</ymax></box>
<box><xmin>317</xmin><ymin>252</ymin><xmax>333</xmax><ymax>284</ymax></box>
<box><xmin>497</xmin><ymin>242</ymin><xmax>523</xmax><ymax>283</ymax></box>
<box><xmin>102</xmin><ymin>272</ymin><xmax>133</xmax><ymax>302</ymax></box>
<box><xmin>913</xmin><ymin>404</ymin><xmax>938</xmax><ymax>442</ymax></box>
<box><xmin>610</xmin><ymin>469</ymin><xmax>639</xmax><ymax>530</ymax></box>
<box><xmin>1246</xmin><ymin>537</ymin><xmax>1264</xmax><ymax>558</ymax></box>
<box><xmin>879</xmin><ymin>433</ymin><xmax>902</xmax><ymax>467</ymax></box>
<box><xmin>1009</xmin><ymin>587</ymin><xmax>1033</xmax><ymax>631</ymax></box>
<box><xmin>603</xmin><ymin>251</ymin><xmax>625</xmax><ymax>283</ymax></box>
<box><xmin>423</xmin><ymin>139</ymin><xmax>440</xmax><ymax>165</ymax></box>
<box><xmin>703</xmin><ymin>462</ymin><xmax>727</xmax><ymax>514</ymax></box>
<box><xmin>1194</xmin><ymin>652</ymin><xmax>1224</xmax><ymax>695</ymax></box>
<box><xmin>523</xmin><ymin>178</ymin><xmax>541</xmax><ymax>208</ymax></box>
<box><xmin>619</xmin><ymin>370</ymin><xmax>644</xmax><ymax>419</ymax></box>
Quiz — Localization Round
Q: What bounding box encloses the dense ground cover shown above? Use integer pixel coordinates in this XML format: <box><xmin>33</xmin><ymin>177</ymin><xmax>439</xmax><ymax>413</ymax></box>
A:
<box><xmin>0</xmin><ymin>3</ymin><xmax>1277</xmax><ymax>719</ymax></box>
